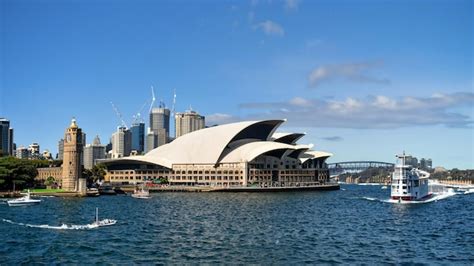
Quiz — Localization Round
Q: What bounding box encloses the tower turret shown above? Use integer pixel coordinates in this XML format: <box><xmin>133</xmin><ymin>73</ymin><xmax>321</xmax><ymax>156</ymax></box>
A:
<box><xmin>62</xmin><ymin>118</ymin><xmax>83</xmax><ymax>191</ymax></box>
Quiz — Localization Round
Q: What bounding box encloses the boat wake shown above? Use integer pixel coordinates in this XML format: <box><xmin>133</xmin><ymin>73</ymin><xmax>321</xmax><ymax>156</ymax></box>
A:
<box><xmin>361</xmin><ymin>191</ymin><xmax>457</xmax><ymax>204</ymax></box>
<box><xmin>1</xmin><ymin>218</ymin><xmax>116</xmax><ymax>230</ymax></box>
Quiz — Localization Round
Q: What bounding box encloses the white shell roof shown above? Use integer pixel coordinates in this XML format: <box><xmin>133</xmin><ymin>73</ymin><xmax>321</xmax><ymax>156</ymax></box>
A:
<box><xmin>299</xmin><ymin>150</ymin><xmax>333</xmax><ymax>163</ymax></box>
<box><xmin>144</xmin><ymin>120</ymin><xmax>284</xmax><ymax>167</ymax></box>
<box><xmin>105</xmin><ymin>120</ymin><xmax>332</xmax><ymax>169</ymax></box>
<box><xmin>271</xmin><ymin>132</ymin><xmax>305</xmax><ymax>144</ymax></box>
<box><xmin>220</xmin><ymin>142</ymin><xmax>310</xmax><ymax>163</ymax></box>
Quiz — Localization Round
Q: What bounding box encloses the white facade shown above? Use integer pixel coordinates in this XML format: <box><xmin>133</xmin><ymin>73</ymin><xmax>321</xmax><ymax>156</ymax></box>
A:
<box><xmin>111</xmin><ymin>127</ymin><xmax>131</xmax><ymax>158</ymax></box>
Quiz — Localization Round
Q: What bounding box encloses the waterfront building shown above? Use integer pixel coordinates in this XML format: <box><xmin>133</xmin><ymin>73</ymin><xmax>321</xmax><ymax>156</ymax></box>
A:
<box><xmin>111</xmin><ymin>126</ymin><xmax>132</xmax><ymax>158</ymax></box>
<box><xmin>175</xmin><ymin>110</ymin><xmax>205</xmax><ymax>138</ymax></box>
<box><xmin>130</xmin><ymin>122</ymin><xmax>145</xmax><ymax>154</ymax></box>
<box><xmin>84</xmin><ymin>135</ymin><xmax>106</xmax><ymax>169</ymax></box>
<box><xmin>62</xmin><ymin>118</ymin><xmax>83</xmax><ymax>191</ymax></box>
<box><xmin>104</xmin><ymin>120</ymin><xmax>332</xmax><ymax>186</ymax></box>
<box><xmin>58</xmin><ymin>139</ymin><xmax>64</xmax><ymax>160</ymax></box>
<box><xmin>36</xmin><ymin>167</ymin><xmax>62</xmax><ymax>184</ymax></box>
<box><xmin>16</xmin><ymin>146</ymin><xmax>29</xmax><ymax>159</ymax></box>
<box><xmin>0</xmin><ymin>118</ymin><xmax>14</xmax><ymax>156</ymax></box>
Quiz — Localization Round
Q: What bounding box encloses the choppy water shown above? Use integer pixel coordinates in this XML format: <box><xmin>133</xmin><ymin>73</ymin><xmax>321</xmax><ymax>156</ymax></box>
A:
<box><xmin>1</xmin><ymin>185</ymin><xmax>473</xmax><ymax>264</ymax></box>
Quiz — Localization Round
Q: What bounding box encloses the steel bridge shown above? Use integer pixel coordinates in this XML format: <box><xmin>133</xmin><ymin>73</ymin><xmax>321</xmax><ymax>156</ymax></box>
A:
<box><xmin>328</xmin><ymin>161</ymin><xmax>394</xmax><ymax>175</ymax></box>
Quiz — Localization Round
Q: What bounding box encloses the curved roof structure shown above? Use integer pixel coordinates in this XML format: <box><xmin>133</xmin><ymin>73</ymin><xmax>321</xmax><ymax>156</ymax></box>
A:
<box><xmin>300</xmin><ymin>150</ymin><xmax>333</xmax><ymax>164</ymax></box>
<box><xmin>104</xmin><ymin>119</ymin><xmax>333</xmax><ymax>169</ymax></box>
<box><xmin>271</xmin><ymin>132</ymin><xmax>305</xmax><ymax>144</ymax></box>
<box><xmin>144</xmin><ymin>120</ymin><xmax>284</xmax><ymax>167</ymax></box>
<box><xmin>220</xmin><ymin>141</ymin><xmax>307</xmax><ymax>163</ymax></box>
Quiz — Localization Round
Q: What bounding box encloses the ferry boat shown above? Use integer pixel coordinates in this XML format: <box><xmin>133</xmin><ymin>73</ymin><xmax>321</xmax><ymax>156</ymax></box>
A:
<box><xmin>131</xmin><ymin>184</ymin><xmax>151</xmax><ymax>199</ymax></box>
<box><xmin>7</xmin><ymin>190</ymin><xmax>42</xmax><ymax>206</ymax></box>
<box><xmin>391</xmin><ymin>153</ymin><xmax>431</xmax><ymax>202</ymax></box>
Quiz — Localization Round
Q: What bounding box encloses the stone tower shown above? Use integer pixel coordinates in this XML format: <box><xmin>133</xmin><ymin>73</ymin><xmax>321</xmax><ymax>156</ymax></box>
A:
<box><xmin>62</xmin><ymin>118</ymin><xmax>83</xmax><ymax>191</ymax></box>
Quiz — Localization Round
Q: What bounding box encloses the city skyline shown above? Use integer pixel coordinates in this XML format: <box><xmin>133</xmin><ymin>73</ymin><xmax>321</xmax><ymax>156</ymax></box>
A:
<box><xmin>1</xmin><ymin>0</ymin><xmax>472</xmax><ymax>169</ymax></box>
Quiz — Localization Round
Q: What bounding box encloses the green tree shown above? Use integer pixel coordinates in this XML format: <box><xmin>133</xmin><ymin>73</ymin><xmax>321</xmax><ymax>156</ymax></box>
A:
<box><xmin>0</xmin><ymin>157</ymin><xmax>38</xmax><ymax>190</ymax></box>
<box><xmin>45</xmin><ymin>176</ymin><xmax>55</xmax><ymax>186</ymax></box>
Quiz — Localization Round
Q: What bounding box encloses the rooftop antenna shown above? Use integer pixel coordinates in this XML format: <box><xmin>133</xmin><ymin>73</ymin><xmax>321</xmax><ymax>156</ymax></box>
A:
<box><xmin>110</xmin><ymin>101</ymin><xmax>127</xmax><ymax>128</ymax></box>
<box><xmin>148</xmin><ymin>86</ymin><xmax>156</xmax><ymax>114</ymax></box>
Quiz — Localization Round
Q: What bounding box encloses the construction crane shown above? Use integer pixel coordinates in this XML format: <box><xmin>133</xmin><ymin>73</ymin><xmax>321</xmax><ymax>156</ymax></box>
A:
<box><xmin>171</xmin><ymin>89</ymin><xmax>177</xmax><ymax>115</ymax></box>
<box><xmin>148</xmin><ymin>86</ymin><xmax>156</xmax><ymax>114</ymax></box>
<box><xmin>132</xmin><ymin>100</ymin><xmax>148</xmax><ymax>124</ymax></box>
<box><xmin>110</xmin><ymin>101</ymin><xmax>127</xmax><ymax>129</ymax></box>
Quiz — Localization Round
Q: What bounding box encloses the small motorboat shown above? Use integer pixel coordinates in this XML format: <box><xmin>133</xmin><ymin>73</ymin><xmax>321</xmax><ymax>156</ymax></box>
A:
<box><xmin>381</xmin><ymin>185</ymin><xmax>388</xmax><ymax>189</ymax></box>
<box><xmin>464</xmin><ymin>188</ymin><xmax>474</xmax><ymax>195</ymax></box>
<box><xmin>131</xmin><ymin>185</ymin><xmax>151</xmax><ymax>199</ymax></box>
<box><xmin>7</xmin><ymin>190</ymin><xmax>41</xmax><ymax>207</ymax></box>
<box><xmin>86</xmin><ymin>188</ymin><xmax>100</xmax><ymax>197</ymax></box>
<box><xmin>92</xmin><ymin>207</ymin><xmax>117</xmax><ymax>227</ymax></box>
<box><xmin>98</xmin><ymin>185</ymin><xmax>117</xmax><ymax>195</ymax></box>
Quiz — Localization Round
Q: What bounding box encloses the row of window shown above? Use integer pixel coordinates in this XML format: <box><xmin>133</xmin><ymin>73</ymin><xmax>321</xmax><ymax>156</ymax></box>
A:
<box><xmin>171</xmin><ymin>176</ymin><xmax>243</xmax><ymax>181</ymax></box>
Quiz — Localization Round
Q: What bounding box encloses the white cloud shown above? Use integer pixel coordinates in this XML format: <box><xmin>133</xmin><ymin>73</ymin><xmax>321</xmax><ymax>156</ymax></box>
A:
<box><xmin>285</xmin><ymin>0</ymin><xmax>300</xmax><ymax>10</ymax></box>
<box><xmin>289</xmin><ymin>97</ymin><xmax>312</xmax><ymax>107</ymax></box>
<box><xmin>233</xmin><ymin>92</ymin><xmax>474</xmax><ymax>129</ymax></box>
<box><xmin>254</xmin><ymin>20</ymin><xmax>285</xmax><ymax>36</ymax></box>
<box><xmin>308</xmin><ymin>61</ymin><xmax>390</xmax><ymax>88</ymax></box>
<box><xmin>206</xmin><ymin>113</ymin><xmax>240</xmax><ymax>126</ymax></box>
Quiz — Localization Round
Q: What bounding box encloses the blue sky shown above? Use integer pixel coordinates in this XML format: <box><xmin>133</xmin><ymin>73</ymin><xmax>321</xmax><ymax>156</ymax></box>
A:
<box><xmin>1</xmin><ymin>0</ymin><xmax>473</xmax><ymax>169</ymax></box>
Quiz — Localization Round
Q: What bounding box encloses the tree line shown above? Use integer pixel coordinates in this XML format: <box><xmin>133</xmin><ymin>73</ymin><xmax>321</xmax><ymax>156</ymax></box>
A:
<box><xmin>0</xmin><ymin>156</ymin><xmax>107</xmax><ymax>190</ymax></box>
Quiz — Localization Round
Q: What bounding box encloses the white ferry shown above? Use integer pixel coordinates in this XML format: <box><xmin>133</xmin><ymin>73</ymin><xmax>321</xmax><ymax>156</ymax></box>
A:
<box><xmin>7</xmin><ymin>190</ymin><xmax>42</xmax><ymax>207</ymax></box>
<box><xmin>391</xmin><ymin>153</ymin><xmax>431</xmax><ymax>201</ymax></box>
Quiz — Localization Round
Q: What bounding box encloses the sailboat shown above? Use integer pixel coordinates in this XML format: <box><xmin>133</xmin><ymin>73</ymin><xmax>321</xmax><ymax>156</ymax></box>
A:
<box><xmin>92</xmin><ymin>207</ymin><xmax>117</xmax><ymax>227</ymax></box>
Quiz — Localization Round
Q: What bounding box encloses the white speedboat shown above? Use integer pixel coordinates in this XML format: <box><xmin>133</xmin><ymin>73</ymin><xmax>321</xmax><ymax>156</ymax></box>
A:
<box><xmin>391</xmin><ymin>153</ymin><xmax>432</xmax><ymax>202</ymax></box>
<box><xmin>7</xmin><ymin>190</ymin><xmax>41</xmax><ymax>206</ymax></box>
<box><xmin>131</xmin><ymin>185</ymin><xmax>151</xmax><ymax>199</ymax></box>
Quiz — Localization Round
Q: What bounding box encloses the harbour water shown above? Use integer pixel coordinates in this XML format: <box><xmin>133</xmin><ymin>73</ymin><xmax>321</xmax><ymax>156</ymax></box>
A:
<box><xmin>1</xmin><ymin>185</ymin><xmax>473</xmax><ymax>264</ymax></box>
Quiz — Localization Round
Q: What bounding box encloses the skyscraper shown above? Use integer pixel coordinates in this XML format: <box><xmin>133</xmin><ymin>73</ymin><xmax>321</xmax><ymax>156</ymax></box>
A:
<box><xmin>16</xmin><ymin>146</ymin><xmax>29</xmax><ymax>159</ymax></box>
<box><xmin>58</xmin><ymin>139</ymin><xmax>64</xmax><ymax>160</ymax></box>
<box><xmin>28</xmin><ymin>142</ymin><xmax>40</xmax><ymax>159</ymax></box>
<box><xmin>148</xmin><ymin>106</ymin><xmax>170</xmax><ymax>150</ymax></box>
<box><xmin>62</xmin><ymin>118</ymin><xmax>83</xmax><ymax>192</ymax></box>
<box><xmin>0</xmin><ymin>118</ymin><xmax>14</xmax><ymax>156</ymax></box>
<box><xmin>111</xmin><ymin>126</ymin><xmax>132</xmax><ymax>158</ymax></box>
<box><xmin>130</xmin><ymin>122</ymin><xmax>145</xmax><ymax>154</ymax></box>
<box><xmin>84</xmin><ymin>135</ymin><xmax>106</xmax><ymax>169</ymax></box>
<box><xmin>175</xmin><ymin>110</ymin><xmax>205</xmax><ymax>138</ymax></box>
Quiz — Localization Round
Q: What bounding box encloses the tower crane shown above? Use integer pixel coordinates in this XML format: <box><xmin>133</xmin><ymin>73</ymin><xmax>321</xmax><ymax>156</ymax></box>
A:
<box><xmin>132</xmin><ymin>100</ymin><xmax>148</xmax><ymax>124</ymax></box>
<box><xmin>148</xmin><ymin>86</ymin><xmax>156</xmax><ymax>114</ymax></box>
<box><xmin>171</xmin><ymin>89</ymin><xmax>177</xmax><ymax>115</ymax></box>
<box><xmin>110</xmin><ymin>101</ymin><xmax>127</xmax><ymax>129</ymax></box>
